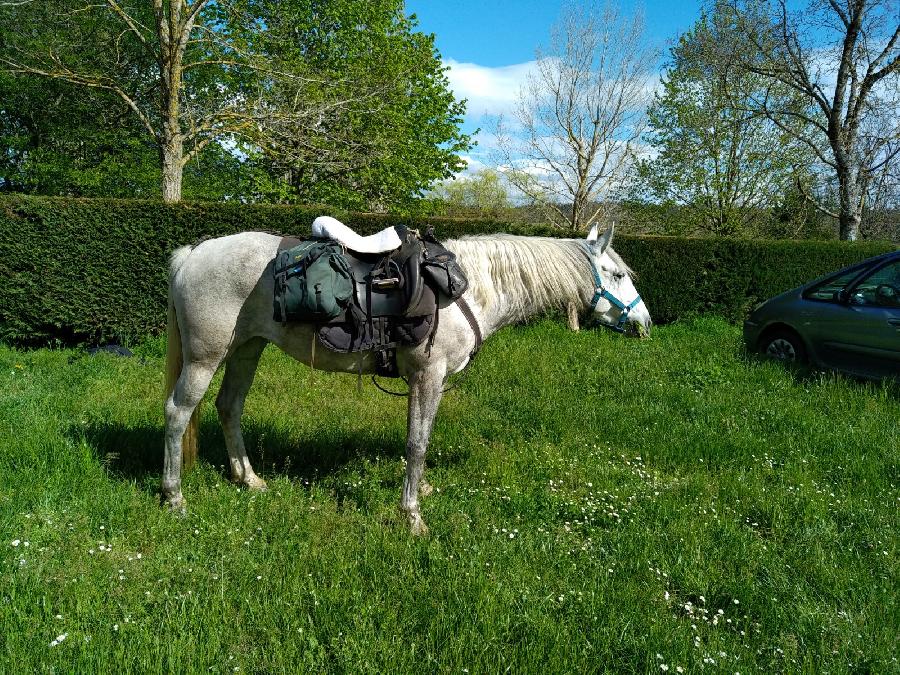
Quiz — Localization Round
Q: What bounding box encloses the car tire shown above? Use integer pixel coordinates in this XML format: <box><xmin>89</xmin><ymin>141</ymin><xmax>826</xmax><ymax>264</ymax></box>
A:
<box><xmin>760</xmin><ymin>329</ymin><xmax>807</xmax><ymax>363</ymax></box>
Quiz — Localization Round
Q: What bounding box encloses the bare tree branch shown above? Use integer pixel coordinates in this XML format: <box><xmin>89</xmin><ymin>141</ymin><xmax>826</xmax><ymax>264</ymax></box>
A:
<box><xmin>728</xmin><ymin>0</ymin><xmax>900</xmax><ymax>239</ymax></box>
<box><xmin>104</xmin><ymin>0</ymin><xmax>158</xmax><ymax>62</ymax></box>
<box><xmin>494</xmin><ymin>1</ymin><xmax>657</xmax><ymax>232</ymax></box>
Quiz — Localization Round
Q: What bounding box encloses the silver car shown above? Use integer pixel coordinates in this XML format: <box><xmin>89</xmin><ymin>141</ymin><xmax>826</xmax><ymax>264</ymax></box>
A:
<box><xmin>744</xmin><ymin>250</ymin><xmax>900</xmax><ymax>379</ymax></box>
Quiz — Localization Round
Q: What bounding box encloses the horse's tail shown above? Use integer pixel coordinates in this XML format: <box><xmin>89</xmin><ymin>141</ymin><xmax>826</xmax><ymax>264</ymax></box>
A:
<box><xmin>165</xmin><ymin>246</ymin><xmax>199</xmax><ymax>469</ymax></box>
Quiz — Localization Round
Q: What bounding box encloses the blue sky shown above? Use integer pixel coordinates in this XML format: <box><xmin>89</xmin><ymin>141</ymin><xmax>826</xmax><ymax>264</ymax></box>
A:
<box><xmin>405</xmin><ymin>0</ymin><xmax>706</xmax><ymax>172</ymax></box>
<box><xmin>406</xmin><ymin>1</ymin><xmax>704</xmax><ymax>66</ymax></box>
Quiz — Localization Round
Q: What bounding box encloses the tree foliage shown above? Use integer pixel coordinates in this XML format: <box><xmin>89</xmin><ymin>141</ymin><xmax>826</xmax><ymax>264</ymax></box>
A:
<box><xmin>637</xmin><ymin>3</ymin><xmax>815</xmax><ymax>237</ymax></box>
<box><xmin>240</xmin><ymin>0</ymin><xmax>471</xmax><ymax>212</ymax></box>
<box><xmin>0</xmin><ymin>0</ymin><xmax>471</xmax><ymax>208</ymax></box>
<box><xmin>0</xmin><ymin>65</ymin><xmax>249</xmax><ymax>200</ymax></box>
<box><xmin>428</xmin><ymin>169</ymin><xmax>512</xmax><ymax>218</ymax></box>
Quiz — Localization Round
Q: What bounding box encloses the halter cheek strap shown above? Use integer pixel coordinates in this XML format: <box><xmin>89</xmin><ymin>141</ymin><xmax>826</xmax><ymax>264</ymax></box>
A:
<box><xmin>589</xmin><ymin>260</ymin><xmax>642</xmax><ymax>333</ymax></box>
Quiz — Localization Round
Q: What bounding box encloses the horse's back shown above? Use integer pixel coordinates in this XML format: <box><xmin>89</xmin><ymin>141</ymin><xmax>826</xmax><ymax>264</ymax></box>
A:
<box><xmin>173</xmin><ymin>231</ymin><xmax>280</xmax><ymax>292</ymax></box>
<box><xmin>170</xmin><ymin>232</ymin><xmax>283</xmax><ymax>354</ymax></box>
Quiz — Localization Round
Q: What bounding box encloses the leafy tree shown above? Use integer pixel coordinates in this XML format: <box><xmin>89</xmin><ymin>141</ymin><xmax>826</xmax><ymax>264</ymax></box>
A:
<box><xmin>241</xmin><ymin>0</ymin><xmax>471</xmax><ymax>212</ymax></box>
<box><xmin>1</xmin><ymin>0</ymin><xmax>283</xmax><ymax>202</ymax></box>
<box><xmin>0</xmin><ymin>66</ymin><xmax>246</xmax><ymax>199</ymax></box>
<box><xmin>637</xmin><ymin>3</ymin><xmax>813</xmax><ymax>237</ymax></box>
<box><xmin>0</xmin><ymin>7</ymin><xmax>153</xmax><ymax>196</ymax></box>
<box><xmin>428</xmin><ymin>169</ymin><xmax>512</xmax><ymax>217</ymax></box>
<box><xmin>1</xmin><ymin>0</ymin><xmax>470</xmax><ymax>207</ymax></box>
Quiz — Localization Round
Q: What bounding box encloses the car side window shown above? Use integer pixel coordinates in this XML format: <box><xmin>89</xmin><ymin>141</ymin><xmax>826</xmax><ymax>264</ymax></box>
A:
<box><xmin>805</xmin><ymin>269</ymin><xmax>863</xmax><ymax>302</ymax></box>
<box><xmin>849</xmin><ymin>261</ymin><xmax>900</xmax><ymax>308</ymax></box>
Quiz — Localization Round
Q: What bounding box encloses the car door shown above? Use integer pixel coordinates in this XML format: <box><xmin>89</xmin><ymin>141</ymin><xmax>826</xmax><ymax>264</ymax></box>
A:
<box><xmin>814</xmin><ymin>260</ymin><xmax>900</xmax><ymax>378</ymax></box>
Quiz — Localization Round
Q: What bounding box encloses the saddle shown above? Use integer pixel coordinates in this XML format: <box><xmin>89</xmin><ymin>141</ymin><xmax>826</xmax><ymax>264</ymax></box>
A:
<box><xmin>274</xmin><ymin>221</ymin><xmax>471</xmax><ymax>378</ymax></box>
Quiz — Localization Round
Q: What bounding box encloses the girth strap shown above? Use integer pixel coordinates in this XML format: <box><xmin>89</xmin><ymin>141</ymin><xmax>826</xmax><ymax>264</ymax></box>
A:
<box><xmin>372</xmin><ymin>296</ymin><xmax>483</xmax><ymax>397</ymax></box>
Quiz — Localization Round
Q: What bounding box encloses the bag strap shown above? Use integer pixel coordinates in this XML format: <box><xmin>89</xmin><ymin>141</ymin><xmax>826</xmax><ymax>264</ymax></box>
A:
<box><xmin>456</xmin><ymin>296</ymin><xmax>482</xmax><ymax>360</ymax></box>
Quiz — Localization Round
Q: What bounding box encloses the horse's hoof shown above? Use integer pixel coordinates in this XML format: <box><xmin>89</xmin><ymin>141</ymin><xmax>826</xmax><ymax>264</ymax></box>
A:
<box><xmin>163</xmin><ymin>495</ymin><xmax>187</xmax><ymax>515</ymax></box>
<box><xmin>419</xmin><ymin>481</ymin><xmax>434</xmax><ymax>498</ymax></box>
<box><xmin>409</xmin><ymin>513</ymin><xmax>429</xmax><ymax>537</ymax></box>
<box><xmin>244</xmin><ymin>476</ymin><xmax>268</xmax><ymax>492</ymax></box>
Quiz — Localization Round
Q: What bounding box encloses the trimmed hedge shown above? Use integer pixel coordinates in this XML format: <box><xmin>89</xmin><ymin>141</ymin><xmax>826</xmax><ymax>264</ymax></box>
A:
<box><xmin>611</xmin><ymin>236</ymin><xmax>895</xmax><ymax>325</ymax></box>
<box><xmin>1</xmin><ymin>195</ymin><xmax>894</xmax><ymax>345</ymax></box>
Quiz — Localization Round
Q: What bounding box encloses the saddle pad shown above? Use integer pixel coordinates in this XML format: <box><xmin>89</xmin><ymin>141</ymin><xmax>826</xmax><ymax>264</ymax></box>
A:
<box><xmin>312</xmin><ymin>215</ymin><xmax>402</xmax><ymax>254</ymax></box>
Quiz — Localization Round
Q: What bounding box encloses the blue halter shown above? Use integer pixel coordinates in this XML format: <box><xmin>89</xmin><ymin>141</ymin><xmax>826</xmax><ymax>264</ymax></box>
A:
<box><xmin>588</xmin><ymin>257</ymin><xmax>642</xmax><ymax>333</ymax></box>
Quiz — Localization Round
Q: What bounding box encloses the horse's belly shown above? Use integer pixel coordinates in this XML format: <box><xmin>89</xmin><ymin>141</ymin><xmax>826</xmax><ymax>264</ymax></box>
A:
<box><xmin>270</xmin><ymin>325</ymin><xmax>379</xmax><ymax>375</ymax></box>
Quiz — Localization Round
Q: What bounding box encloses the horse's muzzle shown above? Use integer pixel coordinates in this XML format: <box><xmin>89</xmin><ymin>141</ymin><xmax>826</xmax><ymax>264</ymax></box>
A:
<box><xmin>626</xmin><ymin>317</ymin><xmax>652</xmax><ymax>338</ymax></box>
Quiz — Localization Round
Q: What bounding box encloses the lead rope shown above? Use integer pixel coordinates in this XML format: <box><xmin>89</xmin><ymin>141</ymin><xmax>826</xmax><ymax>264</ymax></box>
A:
<box><xmin>371</xmin><ymin>297</ymin><xmax>483</xmax><ymax>397</ymax></box>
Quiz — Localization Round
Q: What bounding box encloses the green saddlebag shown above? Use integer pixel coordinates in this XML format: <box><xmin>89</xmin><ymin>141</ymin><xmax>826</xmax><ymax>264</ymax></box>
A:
<box><xmin>273</xmin><ymin>240</ymin><xmax>355</xmax><ymax>323</ymax></box>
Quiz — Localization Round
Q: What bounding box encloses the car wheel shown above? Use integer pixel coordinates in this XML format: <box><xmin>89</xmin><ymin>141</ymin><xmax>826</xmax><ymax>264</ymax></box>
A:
<box><xmin>761</xmin><ymin>329</ymin><xmax>807</xmax><ymax>363</ymax></box>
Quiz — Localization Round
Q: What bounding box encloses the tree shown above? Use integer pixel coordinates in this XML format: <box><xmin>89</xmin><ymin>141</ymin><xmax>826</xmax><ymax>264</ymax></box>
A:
<box><xmin>0</xmin><ymin>45</ymin><xmax>247</xmax><ymax>199</ymax></box>
<box><xmin>1</xmin><ymin>0</ymin><xmax>470</xmax><ymax>208</ymax></box>
<box><xmin>241</xmin><ymin>0</ymin><xmax>471</xmax><ymax>212</ymax></box>
<box><xmin>637</xmin><ymin>4</ymin><xmax>813</xmax><ymax>236</ymax></box>
<box><xmin>1</xmin><ymin>0</ymin><xmax>272</xmax><ymax>201</ymax></box>
<box><xmin>727</xmin><ymin>0</ymin><xmax>900</xmax><ymax>240</ymax></box>
<box><xmin>494</xmin><ymin>1</ymin><xmax>657</xmax><ymax>232</ymax></box>
<box><xmin>428</xmin><ymin>169</ymin><xmax>512</xmax><ymax>217</ymax></box>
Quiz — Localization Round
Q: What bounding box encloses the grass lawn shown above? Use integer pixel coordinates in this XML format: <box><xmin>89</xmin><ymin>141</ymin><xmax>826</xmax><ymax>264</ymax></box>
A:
<box><xmin>0</xmin><ymin>316</ymin><xmax>897</xmax><ymax>673</ymax></box>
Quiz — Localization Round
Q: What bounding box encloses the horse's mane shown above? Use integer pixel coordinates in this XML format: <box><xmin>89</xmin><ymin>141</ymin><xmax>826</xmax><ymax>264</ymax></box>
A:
<box><xmin>446</xmin><ymin>234</ymin><xmax>630</xmax><ymax>321</ymax></box>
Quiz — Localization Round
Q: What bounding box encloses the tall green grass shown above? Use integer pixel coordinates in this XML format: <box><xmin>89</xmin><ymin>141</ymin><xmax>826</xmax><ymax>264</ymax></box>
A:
<box><xmin>1</xmin><ymin>317</ymin><xmax>897</xmax><ymax>672</ymax></box>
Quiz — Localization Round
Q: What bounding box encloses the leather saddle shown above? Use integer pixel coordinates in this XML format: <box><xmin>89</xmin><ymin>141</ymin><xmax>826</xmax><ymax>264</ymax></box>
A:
<box><xmin>278</xmin><ymin>225</ymin><xmax>436</xmax><ymax>376</ymax></box>
<box><xmin>344</xmin><ymin>224</ymin><xmax>432</xmax><ymax>319</ymax></box>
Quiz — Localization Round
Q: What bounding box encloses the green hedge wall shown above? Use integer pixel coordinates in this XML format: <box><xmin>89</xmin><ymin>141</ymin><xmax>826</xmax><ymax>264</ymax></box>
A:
<box><xmin>1</xmin><ymin>195</ymin><xmax>894</xmax><ymax>345</ymax></box>
<box><xmin>611</xmin><ymin>236</ymin><xmax>895</xmax><ymax>325</ymax></box>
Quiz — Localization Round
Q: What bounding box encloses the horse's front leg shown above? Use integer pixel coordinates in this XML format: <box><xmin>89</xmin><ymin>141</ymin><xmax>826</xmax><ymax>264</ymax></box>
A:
<box><xmin>402</xmin><ymin>363</ymin><xmax>445</xmax><ymax>536</ymax></box>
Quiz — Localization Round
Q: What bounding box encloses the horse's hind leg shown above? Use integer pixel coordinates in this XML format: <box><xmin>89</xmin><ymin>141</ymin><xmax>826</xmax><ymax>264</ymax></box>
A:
<box><xmin>163</xmin><ymin>359</ymin><xmax>219</xmax><ymax>510</ymax></box>
<box><xmin>216</xmin><ymin>337</ymin><xmax>268</xmax><ymax>491</ymax></box>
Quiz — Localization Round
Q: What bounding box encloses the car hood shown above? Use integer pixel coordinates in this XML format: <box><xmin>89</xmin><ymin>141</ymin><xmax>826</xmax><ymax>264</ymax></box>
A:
<box><xmin>749</xmin><ymin>286</ymin><xmax>804</xmax><ymax>319</ymax></box>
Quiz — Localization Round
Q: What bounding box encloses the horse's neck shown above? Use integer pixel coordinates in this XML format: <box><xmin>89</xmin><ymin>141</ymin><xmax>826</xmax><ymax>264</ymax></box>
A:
<box><xmin>447</xmin><ymin>236</ymin><xmax>592</xmax><ymax>335</ymax></box>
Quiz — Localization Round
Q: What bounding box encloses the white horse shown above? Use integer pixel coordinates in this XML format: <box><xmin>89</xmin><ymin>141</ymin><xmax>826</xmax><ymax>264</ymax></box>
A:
<box><xmin>163</xmin><ymin>223</ymin><xmax>651</xmax><ymax>534</ymax></box>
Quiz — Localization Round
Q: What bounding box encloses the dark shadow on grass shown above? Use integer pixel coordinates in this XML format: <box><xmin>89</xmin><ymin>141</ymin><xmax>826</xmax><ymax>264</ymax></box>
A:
<box><xmin>742</xmin><ymin>349</ymin><xmax>900</xmax><ymax>400</ymax></box>
<box><xmin>67</xmin><ymin>418</ymin><xmax>416</xmax><ymax>491</ymax></box>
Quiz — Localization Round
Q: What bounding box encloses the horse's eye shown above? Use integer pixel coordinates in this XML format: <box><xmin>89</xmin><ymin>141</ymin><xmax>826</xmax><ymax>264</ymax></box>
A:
<box><xmin>613</xmin><ymin>272</ymin><xmax>626</xmax><ymax>282</ymax></box>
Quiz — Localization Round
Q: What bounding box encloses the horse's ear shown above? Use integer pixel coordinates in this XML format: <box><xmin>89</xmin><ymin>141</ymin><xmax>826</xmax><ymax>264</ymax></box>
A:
<box><xmin>586</xmin><ymin>224</ymin><xmax>600</xmax><ymax>243</ymax></box>
<box><xmin>594</xmin><ymin>223</ymin><xmax>614</xmax><ymax>254</ymax></box>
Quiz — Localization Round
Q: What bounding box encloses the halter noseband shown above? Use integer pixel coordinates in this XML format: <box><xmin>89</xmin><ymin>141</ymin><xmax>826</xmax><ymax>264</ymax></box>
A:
<box><xmin>588</xmin><ymin>256</ymin><xmax>642</xmax><ymax>333</ymax></box>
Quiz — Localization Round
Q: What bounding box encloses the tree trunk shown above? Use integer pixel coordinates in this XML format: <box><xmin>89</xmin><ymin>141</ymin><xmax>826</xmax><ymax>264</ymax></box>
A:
<box><xmin>836</xmin><ymin>164</ymin><xmax>862</xmax><ymax>241</ymax></box>
<box><xmin>159</xmin><ymin>8</ymin><xmax>186</xmax><ymax>205</ymax></box>
<box><xmin>838</xmin><ymin>208</ymin><xmax>861</xmax><ymax>242</ymax></box>
<box><xmin>572</xmin><ymin>192</ymin><xmax>586</xmax><ymax>232</ymax></box>
<box><xmin>161</xmin><ymin>132</ymin><xmax>184</xmax><ymax>203</ymax></box>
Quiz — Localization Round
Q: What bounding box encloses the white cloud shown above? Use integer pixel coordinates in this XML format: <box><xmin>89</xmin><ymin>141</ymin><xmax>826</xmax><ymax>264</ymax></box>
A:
<box><xmin>444</xmin><ymin>58</ymin><xmax>664</xmax><ymax>186</ymax></box>
<box><xmin>457</xmin><ymin>154</ymin><xmax>488</xmax><ymax>174</ymax></box>
<box><xmin>444</xmin><ymin>59</ymin><xmax>538</xmax><ymax>119</ymax></box>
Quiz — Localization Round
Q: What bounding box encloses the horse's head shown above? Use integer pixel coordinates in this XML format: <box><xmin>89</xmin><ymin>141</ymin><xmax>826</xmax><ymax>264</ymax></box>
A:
<box><xmin>585</xmin><ymin>223</ymin><xmax>652</xmax><ymax>336</ymax></box>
